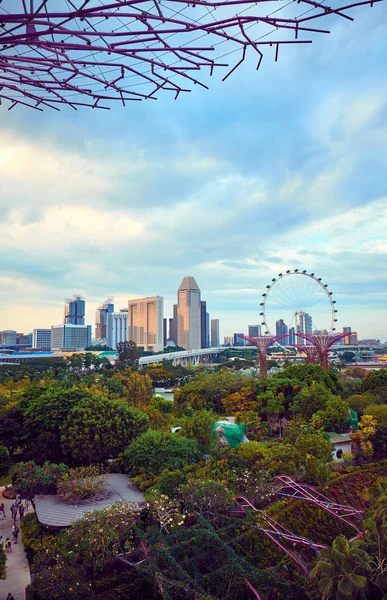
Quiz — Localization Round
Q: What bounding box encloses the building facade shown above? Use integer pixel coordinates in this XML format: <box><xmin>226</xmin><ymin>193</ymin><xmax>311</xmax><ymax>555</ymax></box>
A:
<box><xmin>0</xmin><ymin>330</ymin><xmax>17</xmax><ymax>345</ymax></box>
<box><xmin>169</xmin><ymin>304</ymin><xmax>178</xmax><ymax>345</ymax></box>
<box><xmin>177</xmin><ymin>277</ymin><xmax>201</xmax><ymax>350</ymax></box>
<box><xmin>248</xmin><ymin>325</ymin><xmax>261</xmax><ymax>338</ymax></box>
<box><xmin>211</xmin><ymin>319</ymin><xmax>220</xmax><ymax>347</ymax></box>
<box><xmin>51</xmin><ymin>324</ymin><xmax>91</xmax><ymax>351</ymax></box>
<box><xmin>106</xmin><ymin>310</ymin><xmax>128</xmax><ymax>350</ymax></box>
<box><xmin>128</xmin><ymin>296</ymin><xmax>164</xmax><ymax>352</ymax></box>
<box><xmin>95</xmin><ymin>299</ymin><xmax>114</xmax><ymax>339</ymax></box>
<box><xmin>276</xmin><ymin>319</ymin><xmax>289</xmax><ymax>344</ymax></box>
<box><xmin>33</xmin><ymin>329</ymin><xmax>52</xmax><ymax>349</ymax></box>
<box><xmin>64</xmin><ymin>295</ymin><xmax>85</xmax><ymax>325</ymax></box>
<box><xmin>233</xmin><ymin>333</ymin><xmax>245</xmax><ymax>346</ymax></box>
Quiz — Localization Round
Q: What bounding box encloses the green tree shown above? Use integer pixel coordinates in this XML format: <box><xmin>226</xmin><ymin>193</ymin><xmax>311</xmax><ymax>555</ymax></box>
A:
<box><xmin>277</xmin><ymin>363</ymin><xmax>340</xmax><ymax>393</ymax></box>
<box><xmin>177</xmin><ymin>410</ymin><xmax>217</xmax><ymax>453</ymax></box>
<box><xmin>61</xmin><ymin>396</ymin><xmax>149</xmax><ymax>464</ymax></box>
<box><xmin>292</xmin><ymin>382</ymin><xmax>333</xmax><ymax>421</ymax></box>
<box><xmin>313</xmin><ymin>396</ymin><xmax>350</xmax><ymax>432</ymax></box>
<box><xmin>0</xmin><ymin>445</ymin><xmax>11</xmax><ymax>477</ymax></box>
<box><xmin>346</xmin><ymin>393</ymin><xmax>384</xmax><ymax>416</ymax></box>
<box><xmin>294</xmin><ymin>426</ymin><xmax>332</xmax><ymax>484</ymax></box>
<box><xmin>364</xmin><ymin>405</ymin><xmax>387</xmax><ymax>429</ymax></box>
<box><xmin>120</xmin><ymin>370</ymin><xmax>153</xmax><ymax>406</ymax></box>
<box><xmin>361</xmin><ymin>369</ymin><xmax>387</xmax><ymax>394</ymax></box>
<box><xmin>14</xmin><ymin>461</ymin><xmax>68</xmax><ymax>499</ymax></box>
<box><xmin>117</xmin><ymin>341</ymin><xmax>142</xmax><ymax>366</ymax></box>
<box><xmin>123</xmin><ymin>430</ymin><xmax>201</xmax><ymax>476</ymax></box>
<box><xmin>310</xmin><ymin>534</ymin><xmax>372</xmax><ymax>600</ymax></box>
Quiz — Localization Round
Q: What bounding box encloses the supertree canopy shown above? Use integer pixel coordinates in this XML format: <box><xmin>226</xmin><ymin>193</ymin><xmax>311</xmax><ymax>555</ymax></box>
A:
<box><xmin>241</xmin><ymin>334</ymin><xmax>286</xmax><ymax>380</ymax></box>
<box><xmin>0</xmin><ymin>0</ymin><xmax>381</xmax><ymax>110</ymax></box>
<box><xmin>291</xmin><ymin>343</ymin><xmax>319</xmax><ymax>363</ymax></box>
<box><xmin>296</xmin><ymin>331</ymin><xmax>357</xmax><ymax>370</ymax></box>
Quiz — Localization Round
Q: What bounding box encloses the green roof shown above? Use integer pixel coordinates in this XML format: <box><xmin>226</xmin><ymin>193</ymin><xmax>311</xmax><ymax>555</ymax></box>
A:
<box><xmin>327</xmin><ymin>432</ymin><xmax>351</xmax><ymax>444</ymax></box>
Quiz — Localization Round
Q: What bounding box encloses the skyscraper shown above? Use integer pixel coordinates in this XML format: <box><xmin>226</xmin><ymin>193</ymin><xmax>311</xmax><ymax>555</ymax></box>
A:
<box><xmin>233</xmin><ymin>333</ymin><xmax>245</xmax><ymax>346</ymax></box>
<box><xmin>297</xmin><ymin>311</ymin><xmax>312</xmax><ymax>344</ymax></box>
<box><xmin>169</xmin><ymin>304</ymin><xmax>178</xmax><ymax>345</ymax></box>
<box><xmin>64</xmin><ymin>295</ymin><xmax>85</xmax><ymax>325</ymax></box>
<box><xmin>95</xmin><ymin>299</ymin><xmax>114</xmax><ymax>339</ymax></box>
<box><xmin>128</xmin><ymin>296</ymin><xmax>164</xmax><ymax>352</ymax></box>
<box><xmin>106</xmin><ymin>310</ymin><xmax>128</xmax><ymax>350</ymax></box>
<box><xmin>248</xmin><ymin>325</ymin><xmax>261</xmax><ymax>338</ymax></box>
<box><xmin>200</xmin><ymin>301</ymin><xmax>210</xmax><ymax>348</ymax></box>
<box><xmin>276</xmin><ymin>319</ymin><xmax>289</xmax><ymax>344</ymax></box>
<box><xmin>177</xmin><ymin>276</ymin><xmax>201</xmax><ymax>350</ymax></box>
<box><xmin>211</xmin><ymin>319</ymin><xmax>220</xmax><ymax>347</ymax></box>
<box><xmin>289</xmin><ymin>327</ymin><xmax>296</xmax><ymax>345</ymax></box>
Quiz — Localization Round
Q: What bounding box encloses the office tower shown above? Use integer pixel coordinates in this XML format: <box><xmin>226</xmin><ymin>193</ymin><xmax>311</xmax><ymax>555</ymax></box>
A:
<box><xmin>163</xmin><ymin>318</ymin><xmax>167</xmax><ymax>348</ymax></box>
<box><xmin>16</xmin><ymin>333</ymin><xmax>32</xmax><ymax>345</ymax></box>
<box><xmin>64</xmin><ymin>295</ymin><xmax>85</xmax><ymax>325</ymax></box>
<box><xmin>288</xmin><ymin>327</ymin><xmax>296</xmax><ymax>345</ymax></box>
<box><xmin>343</xmin><ymin>327</ymin><xmax>351</xmax><ymax>345</ymax></box>
<box><xmin>276</xmin><ymin>319</ymin><xmax>289</xmax><ymax>344</ymax></box>
<box><xmin>95</xmin><ymin>299</ymin><xmax>114</xmax><ymax>339</ymax></box>
<box><xmin>169</xmin><ymin>304</ymin><xmax>178</xmax><ymax>345</ymax></box>
<box><xmin>200</xmin><ymin>301</ymin><xmax>210</xmax><ymax>348</ymax></box>
<box><xmin>106</xmin><ymin>310</ymin><xmax>128</xmax><ymax>350</ymax></box>
<box><xmin>297</xmin><ymin>311</ymin><xmax>312</xmax><ymax>345</ymax></box>
<box><xmin>248</xmin><ymin>325</ymin><xmax>261</xmax><ymax>338</ymax></box>
<box><xmin>128</xmin><ymin>296</ymin><xmax>164</xmax><ymax>352</ymax></box>
<box><xmin>0</xmin><ymin>330</ymin><xmax>17</xmax><ymax>345</ymax></box>
<box><xmin>233</xmin><ymin>333</ymin><xmax>245</xmax><ymax>346</ymax></box>
<box><xmin>211</xmin><ymin>319</ymin><xmax>220</xmax><ymax>347</ymax></box>
<box><xmin>224</xmin><ymin>336</ymin><xmax>233</xmax><ymax>346</ymax></box>
<box><xmin>33</xmin><ymin>329</ymin><xmax>51</xmax><ymax>349</ymax></box>
<box><xmin>51</xmin><ymin>324</ymin><xmax>91</xmax><ymax>351</ymax></box>
<box><xmin>177</xmin><ymin>276</ymin><xmax>201</xmax><ymax>350</ymax></box>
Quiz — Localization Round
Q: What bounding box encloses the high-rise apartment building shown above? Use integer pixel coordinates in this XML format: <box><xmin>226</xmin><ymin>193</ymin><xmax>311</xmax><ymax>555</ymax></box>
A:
<box><xmin>289</xmin><ymin>327</ymin><xmax>296</xmax><ymax>345</ymax></box>
<box><xmin>128</xmin><ymin>296</ymin><xmax>164</xmax><ymax>352</ymax></box>
<box><xmin>233</xmin><ymin>333</ymin><xmax>245</xmax><ymax>346</ymax></box>
<box><xmin>177</xmin><ymin>277</ymin><xmax>201</xmax><ymax>350</ymax></box>
<box><xmin>200</xmin><ymin>301</ymin><xmax>210</xmax><ymax>348</ymax></box>
<box><xmin>106</xmin><ymin>310</ymin><xmax>128</xmax><ymax>350</ymax></box>
<box><xmin>343</xmin><ymin>327</ymin><xmax>358</xmax><ymax>345</ymax></box>
<box><xmin>33</xmin><ymin>329</ymin><xmax>51</xmax><ymax>349</ymax></box>
<box><xmin>276</xmin><ymin>319</ymin><xmax>289</xmax><ymax>344</ymax></box>
<box><xmin>297</xmin><ymin>311</ymin><xmax>312</xmax><ymax>345</ymax></box>
<box><xmin>211</xmin><ymin>319</ymin><xmax>220</xmax><ymax>347</ymax></box>
<box><xmin>51</xmin><ymin>324</ymin><xmax>91</xmax><ymax>351</ymax></box>
<box><xmin>248</xmin><ymin>325</ymin><xmax>261</xmax><ymax>338</ymax></box>
<box><xmin>64</xmin><ymin>295</ymin><xmax>85</xmax><ymax>325</ymax></box>
<box><xmin>224</xmin><ymin>336</ymin><xmax>233</xmax><ymax>346</ymax></box>
<box><xmin>95</xmin><ymin>299</ymin><xmax>114</xmax><ymax>339</ymax></box>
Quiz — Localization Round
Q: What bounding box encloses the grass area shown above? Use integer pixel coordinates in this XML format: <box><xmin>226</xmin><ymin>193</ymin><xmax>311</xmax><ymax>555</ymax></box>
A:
<box><xmin>0</xmin><ymin>464</ymin><xmax>17</xmax><ymax>487</ymax></box>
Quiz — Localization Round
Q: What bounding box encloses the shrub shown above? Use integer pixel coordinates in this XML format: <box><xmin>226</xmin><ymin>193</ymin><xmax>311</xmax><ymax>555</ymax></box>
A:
<box><xmin>57</xmin><ymin>466</ymin><xmax>107</xmax><ymax>503</ymax></box>
<box><xmin>157</xmin><ymin>469</ymin><xmax>186</xmax><ymax>498</ymax></box>
<box><xmin>178</xmin><ymin>479</ymin><xmax>233</xmax><ymax>514</ymax></box>
<box><xmin>0</xmin><ymin>446</ymin><xmax>11</xmax><ymax>477</ymax></box>
<box><xmin>14</xmin><ymin>461</ymin><xmax>68</xmax><ymax>498</ymax></box>
<box><xmin>21</xmin><ymin>513</ymin><xmax>57</xmax><ymax>563</ymax></box>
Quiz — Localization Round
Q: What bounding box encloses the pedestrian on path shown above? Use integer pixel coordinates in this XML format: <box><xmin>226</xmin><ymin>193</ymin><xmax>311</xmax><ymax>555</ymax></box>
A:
<box><xmin>0</xmin><ymin>508</ymin><xmax>4</xmax><ymax>521</ymax></box>
<box><xmin>4</xmin><ymin>538</ymin><xmax>12</xmax><ymax>554</ymax></box>
<box><xmin>18</xmin><ymin>504</ymin><xmax>24</xmax><ymax>519</ymax></box>
<box><xmin>11</xmin><ymin>525</ymin><xmax>19</xmax><ymax>545</ymax></box>
<box><xmin>0</xmin><ymin>535</ymin><xmax>3</xmax><ymax>548</ymax></box>
<box><xmin>24</xmin><ymin>499</ymin><xmax>29</xmax><ymax>512</ymax></box>
<box><xmin>9</xmin><ymin>504</ymin><xmax>14</xmax><ymax>518</ymax></box>
<box><xmin>7</xmin><ymin>593</ymin><xmax>15</xmax><ymax>600</ymax></box>
<box><xmin>0</xmin><ymin>503</ymin><xmax>5</xmax><ymax>515</ymax></box>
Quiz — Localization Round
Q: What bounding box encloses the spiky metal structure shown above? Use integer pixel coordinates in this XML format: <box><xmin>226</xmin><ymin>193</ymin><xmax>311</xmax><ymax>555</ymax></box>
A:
<box><xmin>0</xmin><ymin>0</ymin><xmax>381</xmax><ymax>110</ymax></box>
<box><xmin>296</xmin><ymin>332</ymin><xmax>356</xmax><ymax>370</ymax></box>
<box><xmin>291</xmin><ymin>343</ymin><xmax>319</xmax><ymax>364</ymax></box>
<box><xmin>241</xmin><ymin>334</ymin><xmax>286</xmax><ymax>380</ymax></box>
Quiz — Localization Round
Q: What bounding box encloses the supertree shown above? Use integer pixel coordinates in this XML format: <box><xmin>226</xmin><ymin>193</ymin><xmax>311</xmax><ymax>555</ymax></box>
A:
<box><xmin>290</xmin><ymin>344</ymin><xmax>319</xmax><ymax>364</ymax></box>
<box><xmin>0</xmin><ymin>0</ymin><xmax>381</xmax><ymax>110</ymax></box>
<box><xmin>295</xmin><ymin>332</ymin><xmax>356</xmax><ymax>370</ymax></box>
<box><xmin>241</xmin><ymin>334</ymin><xmax>286</xmax><ymax>380</ymax></box>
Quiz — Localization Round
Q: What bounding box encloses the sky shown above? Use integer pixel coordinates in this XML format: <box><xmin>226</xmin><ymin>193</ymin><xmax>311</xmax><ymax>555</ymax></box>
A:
<box><xmin>0</xmin><ymin>2</ymin><xmax>387</xmax><ymax>341</ymax></box>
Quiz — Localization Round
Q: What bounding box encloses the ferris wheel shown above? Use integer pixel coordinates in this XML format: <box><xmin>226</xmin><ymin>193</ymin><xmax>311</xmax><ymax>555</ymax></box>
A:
<box><xmin>259</xmin><ymin>270</ymin><xmax>337</xmax><ymax>336</ymax></box>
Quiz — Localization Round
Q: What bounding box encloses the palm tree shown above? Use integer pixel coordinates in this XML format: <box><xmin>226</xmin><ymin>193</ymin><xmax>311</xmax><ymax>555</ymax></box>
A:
<box><xmin>310</xmin><ymin>534</ymin><xmax>372</xmax><ymax>599</ymax></box>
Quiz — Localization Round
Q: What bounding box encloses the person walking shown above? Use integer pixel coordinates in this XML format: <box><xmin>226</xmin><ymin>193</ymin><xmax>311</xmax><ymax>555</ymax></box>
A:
<box><xmin>4</xmin><ymin>538</ymin><xmax>12</xmax><ymax>553</ymax></box>
<box><xmin>0</xmin><ymin>507</ymin><xmax>4</xmax><ymax>521</ymax></box>
<box><xmin>12</xmin><ymin>524</ymin><xmax>19</xmax><ymax>544</ymax></box>
<box><xmin>18</xmin><ymin>504</ymin><xmax>24</xmax><ymax>519</ymax></box>
<box><xmin>7</xmin><ymin>593</ymin><xmax>15</xmax><ymax>600</ymax></box>
<box><xmin>0</xmin><ymin>502</ymin><xmax>5</xmax><ymax>515</ymax></box>
<box><xmin>25</xmin><ymin>498</ymin><xmax>30</xmax><ymax>512</ymax></box>
<box><xmin>9</xmin><ymin>503</ymin><xmax>14</xmax><ymax>517</ymax></box>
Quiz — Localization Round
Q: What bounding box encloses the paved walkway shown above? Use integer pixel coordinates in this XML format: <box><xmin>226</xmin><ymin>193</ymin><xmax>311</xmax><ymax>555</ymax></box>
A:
<box><xmin>0</xmin><ymin>488</ymin><xmax>31</xmax><ymax>600</ymax></box>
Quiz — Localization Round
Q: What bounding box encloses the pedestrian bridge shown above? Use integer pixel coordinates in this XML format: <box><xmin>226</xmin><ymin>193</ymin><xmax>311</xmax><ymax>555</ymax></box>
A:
<box><xmin>139</xmin><ymin>347</ymin><xmax>228</xmax><ymax>367</ymax></box>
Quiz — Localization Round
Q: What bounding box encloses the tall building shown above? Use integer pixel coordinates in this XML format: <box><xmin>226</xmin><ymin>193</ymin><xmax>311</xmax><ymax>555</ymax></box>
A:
<box><xmin>200</xmin><ymin>301</ymin><xmax>210</xmax><ymax>348</ymax></box>
<box><xmin>33</xmin><ymin>329</ymin><xmax>51</xmax><ymax>349</ymax></box>
<box><xmin>224</xmin><ymin>336</ymin><xmax>233</xmax><ymax>346</ymax></box>
<box><xmin>276</xmin><ymin>319</ymin><xmax>289</xmax><ymax>344</ymax></box>
<box><xmin>343</xmin><ymin>327</ymin><xmax>358</xmax><ymax>345</ymax></box>
<box><xmin>106</xmin><ymin>310</ymin><xmax>128</xmax><ymax>350</ymax></box>
<box><xmin>95</xmin><ymin>299</ymin><xmax>114</xmax><ymax>339</ymax></box>
<box><xmin>51</xmin><ymin>324</ymin><xmax>91</xmax><ymax>351</ymax></box>
<box><xmin>289</xmin><ymin>327</ymin><xmax>296</xmax><ymax>345</ymax></box>
<box><xmin>233</xmin><ymin>333</ymin><xmax>245</xmax><ymax>346</ymax></box>
<box><xmin>128</xmin><ymin>296</ymin><xmax>164</xmax><ymax>352</ymax></box>
<box><xmin>64</xmin><ymin>295</ymin><xmax>85</xmax><ymax>325</ymax></box>
<box><xmin>0</xmin><ymin>330</ymin><xmax>17</xmax><ymax>345</ymax></box>
<box><xmin>297</xmin><ymin>311</ymin><xmax>312</xmax><ymax>344</ymax></box>
<box><xmin>163</xmin><ymin>318</ymin><xmax>167</xmax><ymax>348</ymax></box>
<box><xmin>169</xmin><ymin>304</ymin><xmax>178</xmax><ymax>345</ymax></box>
<box><xmin>211</xmin><ymin>319</ymin><xmax>220</xmax><ymax>347</ymax></box>
<box><xmin>177</xmin><ymin>276</ymin><xmax>201</xmax><ymax>350</ymax></box>
<box><xmin>248</xmin><ymin>325</ymin><xmax>261</xmax><ymax>338</ymax></box>
<box><xmin>16</xmin><ymin>333</ymin><xmax>32</xmax><ymax>345</ymax></box>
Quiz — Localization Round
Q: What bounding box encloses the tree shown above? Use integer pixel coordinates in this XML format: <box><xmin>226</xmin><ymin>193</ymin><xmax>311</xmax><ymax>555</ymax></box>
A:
<box><xmin>310</xmin><ymin>534</ymin><xmax>372</xmax><ymax>600</ymax></box>
<box><xmin>364</xmin><ymin>405</ymin><xmax>387</xmax><ymax>429</ymax></box>
<box><xmin>14</xmin><ymin>461</ymin><xmax>68</xmax><ymax>499</ymax></box>
<box><xmin>350</xmin><ymin>415</ymin><xmax>377</xmax><ymax>459</ymax></box>
<box><xmin>221</xmin><ymin>387</ymin><xmax>258</xmax><ymax>414</ymax></box>
<box><xmin>294</xmin><ymin>427</ymin><xmax>333</xmax><ymax>484</ymax></box>
<box><xmin>61</xmin><ymin>396</ymin><xmax>149</xmax><ymax>465</ymax></box>
<box><xmin>292</xmin><ymin>383</ymin><xmax>333</xmax><ymax>421</ymax></box>
<box><xmin>277</xmin><ymin>363</ymin><xmax>340</xmax><ymax>393</ymax></box>
<box><xmin>313</xmin><ymin>396</ymin><xmax>350</xmax><ymax>432</ymax></box>
<box><xmin>346</xmin><ymin>393</ymin><xmax>384</xmax><ymax>416</ymax></box>
<box><xmin>123</xmin><ymin>430</ymin><xmax>201</xmax><ymax>476</ymax></box>
<box><xmin>117</xmin><ymin>341</ymin><xmax>142</xmax><ymax>366</ymax></box>
<box><xmin>361</xmin><ymin>369</ymin><xmax>387</xmax><ymax>394</ymax></box>
<box><xmin>178</xmin><ymin>480</ymin><xmax>233</xmax><ymax>514</ymax></box>
<box><xmin>177</xmin><ymin>410</ymin><xmax>217</xmax><ymax>454</ymax></box>
<box><xmin>0</xmin><ymin>445</ymin><xmax>11</xmax><ymax>477</ymax></box>
<box><xmin>341</xmin><ymin>351</ymin><xmax>356</xmax><ymax>364</ymax></box>
<box><xmin>120</xmin><ymin>370</ymin><xmax>153</xmax><ymax>407</ymax></box>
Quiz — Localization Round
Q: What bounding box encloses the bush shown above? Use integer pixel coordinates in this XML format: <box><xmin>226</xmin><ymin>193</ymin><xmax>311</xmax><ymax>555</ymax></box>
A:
<box><xmin>157</xmin><ymin>469</ymin><xmax>186</xmax><ymax>498</ymax></box>
<box><xmin>14</xmin><ymin>461</ymin><xmax>68</xmax><ymax>498</ymax></box>
<box><xmin>21</xmin><ymin>513</ymin><xmax>58</xmax><ymax>563</ymax></box>
<box><xmin>123</xmin><ymin>430</ymin><xmax>201</xmax><ymax>476</ymax></box>
<box><xmin>0</xmin><ymin>446</ymin><xmax>11</xmax><ymax>477</ymax></box>
<box><xmin>178</xmin><ymin>479</ymin><xmax>233</xmax><ymax>514</ymax></box>
<box><xmin>57</xmin><ymin>466</ymin><xmax>107</xmax><ymax>503</ymax></box>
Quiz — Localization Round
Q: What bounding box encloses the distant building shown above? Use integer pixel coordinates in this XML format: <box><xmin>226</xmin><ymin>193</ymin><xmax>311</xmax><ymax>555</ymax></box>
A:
<box><xmin>33</xmin><ymin>329</ymin><xmax>51</xmax><ymax>349</ymax></box>
<box><xmin>233</xmin><ymin>333</ymin><xmax>245</xmax><ymax>346</ymax></box>
<box><xmin>276</xmin><ymin>319</ymin><xmax>289</xmax><ymax>344</ymax></box>
<box><xmin>289</xmin><ymin>327</ymin><xmax>296</xmax><ymax>345</ymax></box>
<box><xmin>163</xmin><ymin>318</ymin><xmax>167</xmax><ymax>348</ymax></box>
<box><xmin>169</xmin><ymin>304</ymin><xmax>178</xmax><ymax>345</ymax></box>
<box><xmin>95</xmin><ymin>299</ymin><xmax>114</xmax><ymax>339</ymax></box>
<box><xmin>64</xmin><ymin>295</ymin><xmax>85</xmax><ymax>325</ymax></box>
<box><xmin>200</xmin><ymin>301</ymin><xmax>209</xmax><ymax>348</ymax></box>
<box><xmin>224</xmin><ymin>336</ymin><xmax>233</xmax><ymax>346</ymax></box>
<box><xmin>128</xmin><ymin>296</ymin><xmax>164</xmax><ymax>352</ymax></box>
<box><xmin>211</xmin><ymin>319</ymin><xmax>220</xmax><ymax>347</ymax></box>
<box><xmin>343</xmin><ymin>327</ymin><xmax>357</xmax><ymax>345</ymax></box>
<box><xmin>106</xmin><ymin>310</ymin><xmax>128</xmax><ymax>350</ymax></box>
<box><xmin>297</xmin><ymin>311</ymin><xmax>312</xmax><ymax>345</ymax></box>
<box><xmin>0</xmin><ymin>330</ymin><xmax>17</xmax><ymax>345</ymax></box>
<box><xmin>248</xmin><ymin>325</ymin><xmax>261</xmax><ymax>338</ymax></box>
<box><xmin>51</xmin><ymin>324</ymin><xmax>91</xmax><ymax>351</ymax></box>
<box><xmin>16</xmin><ymin>333</ymin><xmax>32</xmax><ymax>346</ymax></box>
<box><xmin>177</xmin><ymin>276</ymin><xmax>201</xmax><ymax>350</ymax></box>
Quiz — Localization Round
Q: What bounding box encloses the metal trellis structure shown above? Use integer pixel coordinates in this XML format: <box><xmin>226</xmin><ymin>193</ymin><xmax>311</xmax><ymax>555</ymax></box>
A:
<box><xmin>0</xmin><ymin>0</ymin><xmax>382</xmax><ymax>110</ymax></box>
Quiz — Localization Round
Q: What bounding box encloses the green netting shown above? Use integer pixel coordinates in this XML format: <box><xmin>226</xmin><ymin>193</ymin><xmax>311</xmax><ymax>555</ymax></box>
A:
<box><xmin>346</xmin><ymin>408</ymin><xmax>359</xmax><ymax>430</ymax></box>
<box><xmin>213</xmin><ymin>422</ymin><xmax>246</xmax><ymax>448</ymax></box>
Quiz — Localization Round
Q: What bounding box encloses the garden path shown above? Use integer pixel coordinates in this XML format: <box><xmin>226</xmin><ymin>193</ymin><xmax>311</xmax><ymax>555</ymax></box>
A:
<box><xmin>0</xmin><ymin>486</ymin><xmax>31</xmax><ymax>600</ymax></box>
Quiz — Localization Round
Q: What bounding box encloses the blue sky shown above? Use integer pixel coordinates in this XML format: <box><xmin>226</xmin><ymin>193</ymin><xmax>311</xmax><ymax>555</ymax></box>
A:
<box><xmin>0</xmin><ymin>3</ymin><xmax>386</xmax><ymax>340</ymax></box>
